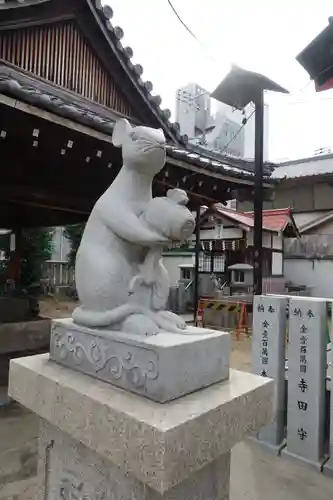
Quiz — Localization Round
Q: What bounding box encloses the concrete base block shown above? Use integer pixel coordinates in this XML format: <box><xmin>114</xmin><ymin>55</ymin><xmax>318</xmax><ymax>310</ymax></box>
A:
<box><xmin>49</xmin><ymin>318</ymin><xmax>231</xmax><ymax>402</ymax></box>
<box><xmin>38</xmin><ymin>421</ymin><xmax>231</xmax><ymax>500</ymax></box>
<box><xmin>9</xmin><ymin>354</ymin><xmax>274</xmax><ymax>497</ymax></box>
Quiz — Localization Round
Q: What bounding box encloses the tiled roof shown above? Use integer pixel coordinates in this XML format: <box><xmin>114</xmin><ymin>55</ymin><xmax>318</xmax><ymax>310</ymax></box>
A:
<box><xmin>272</xmin><ymin>154</ymin><xmax>333</xmax><ymax>179</ymax></box>
<box><xmin>0</xmin><ymin>1</ymin><xmax>276</xmax><ymax>186</ymax></box>
<box><xmin>185</xmin><ymin>143</ymin><xmax>276</xmax><ymax>176</ymax></box>
<box><xmin>213</xmin><ymin>206</ymin><xmax>299</xmax><ymax>235</ymax></box>
<box><xmin>0</xmin><ymin>63</ymin><xmax>118</xmax><ymax>135</ymax></box>
<box><xmin>0</xmin><ymin>0</ymin><xmax>184</xmax><ymax>143</ymax></box>
<box><xmin>89</xmin><ymin>1</ymin><xmax>184</xmax><ymax>142</ymax></box>
<box><xmin>298</xmin><ymin>211</ymin><xmax>333</xmax><ymax>234</ymax></box>
<box><xmin>245</xmin><ymin>208</ymin><xmax>296</xmax><ymax>233</ymax></box>
<box><xmin>213</xmin><ymin>205</ymin><xmax>258</xmax><ymax>230</ymax></box>
<box><xmin>165</xmin><ymin>146</ymin><xmax>273</xmax><ymax>183</ymax></box>
<box><xmin>0</xmin><ymin>64</ymin><xmax>275</xmax><ymax>185</ymax></box>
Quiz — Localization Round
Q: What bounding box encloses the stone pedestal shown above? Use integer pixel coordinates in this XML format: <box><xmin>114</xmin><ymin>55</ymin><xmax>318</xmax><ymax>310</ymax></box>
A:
<box><xmin>251</xmin><ymin>295</ymin><xmax>287</xmax><ymax>454</ymax></box>
<box><xmin>9</xmin><ymin>353</ymin><xmax>273</xmax><ymax>500</ymax></box>
<box><xmin>323</xmin><ymin>309</ymin><xmax>333</xmax><ymax>477</ymax></box>
<box><xmin>49</xmin><ymin>318</ymin><xmax>230</xmax><ymax>403</ymax></box>
<box><xmin>282</xmin><ymin>298</ymin><xmax>327</xmax><ymax>470</ymax></box>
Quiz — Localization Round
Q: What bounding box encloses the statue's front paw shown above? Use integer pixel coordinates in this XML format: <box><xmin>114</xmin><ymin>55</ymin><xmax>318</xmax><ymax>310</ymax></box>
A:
<box><xmin>121</xmin><ymin>314</ymin><xmax>160</xmax><ymax>337</ymax></box>
<box><xmin>153</xmin><ymin>310</ymin><xmax>187</xmax><ymax>333</ymax></box>
<box><xmin>156</xmin><ymin>310</ymin><xmax>186</xmax><ymax>329</ymax></box>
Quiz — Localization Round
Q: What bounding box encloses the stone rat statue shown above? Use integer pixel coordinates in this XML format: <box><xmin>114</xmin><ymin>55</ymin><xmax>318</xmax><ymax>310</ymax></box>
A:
<box><xmin>128</xmin><ymin>188</ymin><xmax>195</xmax><ymax>310</ymax></box>
<box><xmin>72</xmin><ymin>118</ymin><xmax>192</xmax><ymax>336</ymax></box>
<box><xmin>141</xmin><ymin>188</ymin><xmax>194</xmax><ymax>241</ymax></box>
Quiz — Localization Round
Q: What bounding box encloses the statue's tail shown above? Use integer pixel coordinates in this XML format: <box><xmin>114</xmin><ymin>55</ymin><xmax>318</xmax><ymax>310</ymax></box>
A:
<box><xmin>72</xmin><ymin>303</ymin><xmax>151</xmax><ymax>328</ymax></box>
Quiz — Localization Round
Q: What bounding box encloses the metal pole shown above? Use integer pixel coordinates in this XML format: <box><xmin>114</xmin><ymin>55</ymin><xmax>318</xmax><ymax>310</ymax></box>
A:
<box><xmin>193</xmin><ymin>205</ymin><xmax>201</xmax><ymax>321</ymax></box>
<box><xmin>7</xmin><ymin>228</ymin><xmax>21</xmax><ymax>285</ymax></box>
<box><xmin>253</xmin><ymin>89</ymin><xmax>264</xmax><ymax>295</ymax></box>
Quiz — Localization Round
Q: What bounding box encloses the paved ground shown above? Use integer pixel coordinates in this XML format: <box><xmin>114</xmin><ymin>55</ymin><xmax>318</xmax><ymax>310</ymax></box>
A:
<box><xmin>231</xmin><ymin>442</ymin><xmax>333</xmax><ymax>500</ymax></box>
<box><xmin>0</xmin><ymin>305</ymin><xmax>332</xmax><ymax>499</ymax></box>
<box><xmin>0</xmin><ymin>404</ymin><xmax>38</xmax><ymax>500</ymax></box>
<box><xmin>1</xmin><ymin>404</ymin><xmax>333</xmax><ymax>500</ymax></box>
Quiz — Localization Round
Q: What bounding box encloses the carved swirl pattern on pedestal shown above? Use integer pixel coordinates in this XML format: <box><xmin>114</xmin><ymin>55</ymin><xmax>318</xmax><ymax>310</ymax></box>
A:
<box><xmin>52</xmin><ymin>326</ymin><xmax>159</xmax><ymax>390</ymax></box>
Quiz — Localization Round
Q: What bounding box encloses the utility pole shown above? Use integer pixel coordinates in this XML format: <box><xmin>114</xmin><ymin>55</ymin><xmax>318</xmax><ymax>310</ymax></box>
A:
<box><xmin>211</xmin><ymin>66</ymin><xmax>288</xmax><ymax>295</ymax></box>
<box><xmin>253</xmin><ymin>89</ymin><xmax>264</xmax><ymax>294</ymax></box>
<box><xmin>193</xmin><ymin>205</ymin><xmax>201</xmax><ymax>321</ymax></box>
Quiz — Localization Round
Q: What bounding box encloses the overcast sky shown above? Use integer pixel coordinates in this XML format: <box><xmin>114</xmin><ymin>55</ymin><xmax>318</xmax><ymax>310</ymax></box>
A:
<box><xmin>106</xmin><ymin>0</ymin><xmax>333</xmax><ymax>161</ymax></box>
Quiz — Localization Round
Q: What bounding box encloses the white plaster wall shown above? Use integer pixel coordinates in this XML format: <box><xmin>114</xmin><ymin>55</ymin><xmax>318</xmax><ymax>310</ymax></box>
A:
<box><xmin>284</xmin><ymin>259</ymin><xmax>333</xmax><ymax>298</ymax></box>
<box><xmin>197</xmin><ymin>227</ymin><xmax>243</xmax><ymax>240</ymax></box>
<box><xmin>239</xmin><ymin>175</ymin><xmax>333</xmax><ymax>215</ymax></box>
<box><xmin>274</xmin><ymin>180</ymin><xmax>333</xmax><ymax>212</ymax></box>
<box><xmin>162</xmin><ymin>255</ymin><xmax>194</xmax><ymax>286</ymax></box>
<box><xmin>247</xmin><ymin>231</ymin><xmax>272</xmax><ymax>248</ymax></box>
<box><xmin>272</xmin><ymin>234</ymin><xmax>283</xmax><ymax>250</ymax></box>
<box><xmin>272</xmin><ymin>252</ymin><xmax>283</xmax><ymax>275</ymax></box>
<box><xmin>304</xmin><ymin>218</ymin><xmax>333</xmax><ymax>235</ymax></box>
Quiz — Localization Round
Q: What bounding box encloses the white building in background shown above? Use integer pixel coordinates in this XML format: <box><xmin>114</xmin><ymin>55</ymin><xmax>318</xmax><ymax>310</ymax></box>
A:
<box><xmin>175</xmin><ymin>82</ymin><xmax>269</xmax><ymax>161</ymax></box>
<box><xmin>175</xmin><ymin>83</ymin><xmax>212</xmax><ymax>141</ymax></box>
<box><xmin>205</xmin><ymin>102</ymin><xmax>246</xmax><ymax>158</ymax></box>
<box><xmin>50</xmin><ymin>227</ymin><xmax>70</xmax><ymax>262</ymax></box>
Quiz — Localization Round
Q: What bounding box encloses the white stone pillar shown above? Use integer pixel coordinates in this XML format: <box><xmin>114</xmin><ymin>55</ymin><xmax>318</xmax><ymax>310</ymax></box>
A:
<box><xmin>9</xmin><ymin>354</ymin><xmax>273</xmax><ymax>500</ymax></box>
<box><xmin>282</xmin><ymin>297</ymin><xmax>327</xmax><ymax>469</ymax></box>
<box><xmin>252</xmin><ymin>295</ymin><xmax>287</xmax><ymax>453</ymax></box>
<box><xmin>323</xmin><ymin>302</ymin><xmax>333</xmax><ymax>477</ymax></box>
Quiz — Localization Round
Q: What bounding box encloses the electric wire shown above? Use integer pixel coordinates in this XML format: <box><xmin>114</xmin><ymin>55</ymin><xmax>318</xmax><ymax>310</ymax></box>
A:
<box><xmin>167</xmin><ymin>0</ymin><xmax>222</xmax><ymax>66</ymax></box>
<box><xmin>167</xmin><ymin>1</ymin><xmax>333</xmax><ymax>167</ymax></box>
<box><xmin>219</xmin><ymin>110</ymin><xmax>255</xmax><ymax>155</ymax></box>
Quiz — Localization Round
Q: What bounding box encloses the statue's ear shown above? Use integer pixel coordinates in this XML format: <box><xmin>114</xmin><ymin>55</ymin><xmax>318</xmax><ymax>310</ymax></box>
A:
<box><xmin>112</xmin><ymin>118</ymin><xmax>132</xmax><ymax>147</ymax></box>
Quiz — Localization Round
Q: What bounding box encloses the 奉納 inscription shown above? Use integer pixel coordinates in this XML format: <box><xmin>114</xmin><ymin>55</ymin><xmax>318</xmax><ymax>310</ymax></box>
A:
<box><xmin>284</xmin><ymin>298</ymin><xmax>327</xmax><ymax>464</ymax></box>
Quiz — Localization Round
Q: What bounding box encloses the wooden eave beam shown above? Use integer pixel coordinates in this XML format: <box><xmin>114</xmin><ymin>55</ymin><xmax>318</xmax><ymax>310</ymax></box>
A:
<box><xmin>3</xmin><ymin>198</ymin><xmax>89</xmax><ymax>215</ymax></box>
<box><xmin>0</xmin><ymin>93</ymin><xmax>114</xmax><ymax>144</ymax></box>
<box><xmin>0</xmin><ymin>94</ymin><xmax>259</xmax><ymax>203</ymax></box>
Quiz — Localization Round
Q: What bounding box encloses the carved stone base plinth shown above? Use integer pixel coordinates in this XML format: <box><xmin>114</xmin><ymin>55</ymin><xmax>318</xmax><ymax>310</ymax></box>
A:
<box><xmin>8</xmin><ymin>354</ymin><xmax>274</xmax><ymax>500</ymax></box>
<box><xmin>49</xmin><ymin>318</ymin><xmax>230</xmax><ymax>403</ymax></box>
<box><xmin>39</xmin><ymin>421</ymin><xmax>231</xmax><ymax>500</ymax></box>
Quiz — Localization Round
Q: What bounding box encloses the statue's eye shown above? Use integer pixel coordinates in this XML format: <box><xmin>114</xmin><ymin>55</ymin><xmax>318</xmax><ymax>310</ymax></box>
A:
<box><xmin>130</xmin><ymin>132</ymin><xmax>138</xmax><ymax>141</ymax></box>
